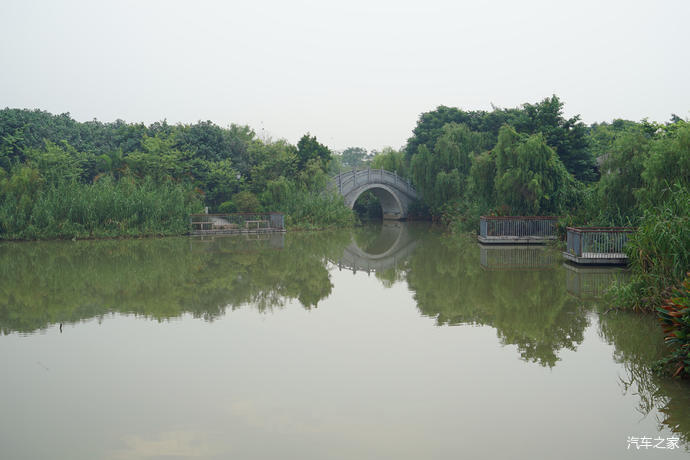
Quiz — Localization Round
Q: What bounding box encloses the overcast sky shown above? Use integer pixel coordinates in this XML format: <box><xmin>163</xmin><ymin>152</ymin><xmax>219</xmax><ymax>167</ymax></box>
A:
<box><xmin>1</xmin><ymin>0</ymin><xmax>689</xmax><ymax>151</ymax></box>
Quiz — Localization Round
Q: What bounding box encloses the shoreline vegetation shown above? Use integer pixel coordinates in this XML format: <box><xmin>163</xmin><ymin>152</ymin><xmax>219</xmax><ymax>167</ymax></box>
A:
<box><xmin>1</xmin><ymin>96</ymin><xmax>688</xmax><ymax>376</ymax></box>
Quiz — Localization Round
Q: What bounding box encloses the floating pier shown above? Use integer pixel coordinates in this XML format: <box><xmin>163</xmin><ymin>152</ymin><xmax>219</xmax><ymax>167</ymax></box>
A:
<box><xmin>190</xmin><ymin>213</ymin><xmax>285</xmax><ymax>235</ymax></box>
<box><xmin>478</xmin><ymin>216</ymin><xmax>559</xmax><ymax>244</ymax></box>
<box><xmin>563</xmin><ymin>227</ymin><xmax>634</xmax><ymax>266</ymax></box>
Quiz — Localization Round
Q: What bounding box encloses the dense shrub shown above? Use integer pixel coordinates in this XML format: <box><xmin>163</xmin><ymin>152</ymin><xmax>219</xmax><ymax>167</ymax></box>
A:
<box><xmin>657</xmin><ymin>274</ymin><xmax>690</xmax><ymax>378</ymax></box>
<box><xmin>232</xmin><ymin>190</ymin><xmax>261</xmax><ymax>212</ymax></box>
<box><xmin>0</xmin><ymin>174</ymin><xmax>203</xmax><ymax>239</ymax></box>
<box><xmin>611</xmin><ymin>184</ymin><xmax>690</xmax><ymax>311</ymax></box>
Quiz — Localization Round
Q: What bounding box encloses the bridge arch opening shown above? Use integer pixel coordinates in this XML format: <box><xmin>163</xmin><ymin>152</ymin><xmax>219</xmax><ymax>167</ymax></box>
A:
<box><xmin>352</xmin><ymin>190</ymin><xmax>382</xmax><ymax>220</ymax></box>
<box><xmin>349</xmin><ymin>184</ymin><xmax>405</xmax><ymax>220</ymax></box>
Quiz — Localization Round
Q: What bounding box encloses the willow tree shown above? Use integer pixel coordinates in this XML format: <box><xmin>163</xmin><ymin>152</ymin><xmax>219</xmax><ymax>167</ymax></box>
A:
<box><xmin>493</xmin><ymin>125</ymin><xmax>577</xmax><ymax>215</ymax></box>
<box><xmin>596</xmin><ymin>129</ymin><xmax>650</xmax><ymax>222</ymax></box>
<box><xmin>410</xmin><ymin>123</ymin><xmax>489</xmax><ymax>216</ymax></box>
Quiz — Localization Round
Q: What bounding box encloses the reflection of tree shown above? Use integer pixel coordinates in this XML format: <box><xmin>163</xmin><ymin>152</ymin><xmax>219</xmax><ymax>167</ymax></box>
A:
<box><xmin>0</xmin><ymin>231</ymin><xmax>350</xmax><ymax>334</ymax></box>
<box><xmin>351</xmin><ymin>222</ymin><xmax>384</xmax><ymax>253</ymax></box>
<box><xmin>599</xmin><ymin>312</ymin><xmax>690</xmax><ymax>446</ymax></box>
<box><xmin>406</xmin><ymin>234</ymin><xmax>587</xmax><ymax>367</ymax></box>
<box><xmin>375</xmin><ymin>267</ymin><xmax>407</xmax><ymax>288</ymax></box>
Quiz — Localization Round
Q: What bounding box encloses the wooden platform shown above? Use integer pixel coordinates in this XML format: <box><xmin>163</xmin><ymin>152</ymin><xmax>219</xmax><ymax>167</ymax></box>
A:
<box><xmin>477</xmin><ymin>235</ymin><xmax>557</xmax><ymax>245</ymax></box>
<box><xmin>562</xmin><ymin>251</ymin><xmax>628</xmax><ymax>266</ymax></box>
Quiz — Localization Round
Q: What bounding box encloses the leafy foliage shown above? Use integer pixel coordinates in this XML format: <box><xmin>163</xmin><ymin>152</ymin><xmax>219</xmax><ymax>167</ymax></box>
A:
<box><xmin>0</xmin><ymin>109</ymin><xmax>353</xmax><ymax>237</ymax></box>
<box><xmin>657</xmin><ymin>274</ymin><xmax>690</xmax><ymax>378</ymax></box>
<box><xmin>0</xmin><ymin>174</ymin><xmax>202</xmax><ymax>239</ymax></box>
<box><xmin>406</xmin><ymin>95</ymin><xmax>595</xmax><ymax>181</ymax></box>
<box><xmin>493</xmin><ymin>126</ymin><xmax>578</xmax><ymax>215</ymax></box>
<box><xmin>611</xmin><ymin>184</ymin><xmax>690</xmax><ymax>310</ymax></box>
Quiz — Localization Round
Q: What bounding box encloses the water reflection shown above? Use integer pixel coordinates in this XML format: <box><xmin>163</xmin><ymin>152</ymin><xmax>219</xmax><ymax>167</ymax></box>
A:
<box><xmin>0</xmin><ymin>226</ymin><xmax>637</xmax><ymax>371</ymax></box>
<box><xmin>0</xmin><ymin>231</ymin><xmax>350</xmax><ymax>334</ymax></box>
<box><xmin>564</xmin><ymin>263</ymin><xmax>630</xmax><ymax>300</ymax></box>
<box><xmin>1</xmin><ymin>223</ymin><xmax>689</xmax><ymax>451</ymax></box>
<box><xmin>599</xmin><ymin>311</ymin><xmax>690</xmax><ymax>444</ymax></box>
<box><xmin>479</xmin><ymin>243</ymin><xmax>559</xmax><ymax>271</ymax></box>
<box><xmin>332</xmin><ymin>222</ymin><xmax>422</xmax><ymax>287</ymax></box>
<box><xmin>407</xmin><ymin>234</ymin><xmax>587</xmax><ymax>367</ymax></box>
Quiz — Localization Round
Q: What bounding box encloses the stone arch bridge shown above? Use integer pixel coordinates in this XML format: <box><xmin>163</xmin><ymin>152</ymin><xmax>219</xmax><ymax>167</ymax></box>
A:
<box><xmin>330</xmin><ymin>169</ymin><xmax>419</xmax><ymax>220</ymax></box>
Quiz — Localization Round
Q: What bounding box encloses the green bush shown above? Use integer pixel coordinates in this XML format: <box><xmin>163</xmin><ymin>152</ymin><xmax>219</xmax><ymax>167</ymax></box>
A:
<box><xmin>612</xmin><ymin>183</ymin><xmax>690</xmax><ymax>311</ymax></box>
<box><xmin>0</xmin><ymin>173</ymin><xmax>203</xmax><ymax>239</ymax></box>
<box><xmin>232</xmin><ymin>191</ymin><xmax>261</xmax><ymax>212</ymax></box>
<box><xmin>218</xmin><ymin>200</ymin><xmax>237</xmax><ymax>214</ymax></box>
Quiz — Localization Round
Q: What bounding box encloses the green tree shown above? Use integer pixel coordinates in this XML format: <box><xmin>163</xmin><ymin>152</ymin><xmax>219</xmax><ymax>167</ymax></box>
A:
<box><xmin>596</xmin><ymin>128</ymin><xmax>650</xmax><ymax>222</ymax></box>
<box><xmin>410</xmin><ymin>123</ymin><xmax>487</xmax><ymax>216</ymax></box>
<box><xmin>370</xmin><ymin>147</ymin><xmax>407</xmax><ymax>177</ymax></box>
<box><xmin>232</xmin><ymin>190</ymin><xmax>261</xmax><ymax>212</ymax></box>
<box><xmin>641</xmin><ymin>122</ymin><xmax>690</xmax><ymax>204</ymax></box>
<box><xmin>493</xmin><ymin>125</ymin><xmax>577</xmax><ymax>215</ymax></box>
<box><xmin>510</xmin><ymin>95</ymin><xmax>595</xmax><ymax>181</ymax></box>
<box><xmin>341</xmin><ymin>147</ymin><xmax>368</xmax><ymax>169</ymax></box>
<box><xmin>296</xmin><ymin>134</ymin><xmax>331</xmax><ymax>170</ymax></box>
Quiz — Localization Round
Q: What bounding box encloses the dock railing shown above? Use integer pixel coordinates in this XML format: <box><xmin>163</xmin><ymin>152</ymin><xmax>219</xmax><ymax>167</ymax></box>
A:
<box><xmin>479</xmin><ymin>216</ymin><xmax>559</xmax><ymax>243</ymax></box>
<box><xmin>190</xmin><ymin>213</ymin><xmax>285</xmax><ymax>234</ymax></box>
<box><xmin>565</xmin><ymin>227</ymin><xmax>635</xmax><ymax>262</ymax></box>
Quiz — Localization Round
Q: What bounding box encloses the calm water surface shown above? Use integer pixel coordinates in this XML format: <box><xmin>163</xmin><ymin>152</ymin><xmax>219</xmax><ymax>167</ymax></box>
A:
<box><xmin>1</xmin><ymin>222</ymin><xmax>689</xmax><ymax>459</ymax></box>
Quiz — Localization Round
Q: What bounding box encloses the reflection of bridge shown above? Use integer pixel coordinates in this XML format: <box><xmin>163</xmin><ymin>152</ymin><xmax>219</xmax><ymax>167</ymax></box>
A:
<box><xmin>332</xmin><ymin>222</ymin><xmax>419</xmax><ymax>274</ymax></box>
<box><xmin>331</xmin><ymin>169</ymin><xmax>419</xmax><ymax>220</ymax></box>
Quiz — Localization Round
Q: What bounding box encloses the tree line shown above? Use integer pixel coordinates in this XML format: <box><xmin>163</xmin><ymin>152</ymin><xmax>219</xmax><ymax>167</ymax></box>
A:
<box><xmin>1</xmin><ymin>98</ymin><xmax>687</xmax><ymax>320</ymax></box>
<box><xmin>394</xmin><ymin>95</ymin><xmax>688</xmax><ymax>376</ymax></box>
<box><xmin>0</xmin><ymin>109</ymin><xmax>354</xmax><ymax>239</ymax></box>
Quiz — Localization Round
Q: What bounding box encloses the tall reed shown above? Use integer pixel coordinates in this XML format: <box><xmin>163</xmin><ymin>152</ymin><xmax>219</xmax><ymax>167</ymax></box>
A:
<box><xmin>0</xmin><ymin>175</ymin><xmax>202</xmax><ymax>239</ymax></box>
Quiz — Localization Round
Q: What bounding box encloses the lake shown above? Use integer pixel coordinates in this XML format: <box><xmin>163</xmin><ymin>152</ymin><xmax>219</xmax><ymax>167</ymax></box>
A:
<box><xmin>1</xmin><ymin>222</ymin><xmax>688</xmax><ymax>459</ymax></box>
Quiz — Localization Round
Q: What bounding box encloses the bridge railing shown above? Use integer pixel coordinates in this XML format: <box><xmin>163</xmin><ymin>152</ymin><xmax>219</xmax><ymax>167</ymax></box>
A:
<box><xmin>331</xmin><ymin>168</ymin><xmax>416</xmax><ymax>196</ymax></box>
<box><xmin>479</xmin><ymin>216</ymin><xmax>559</xmax><ymax>240</ymax></box>
<box><xmin>190</xmin><ymin>213</ymin><xmax>285</xmax><ymax>233</ymax></box>
<box><xmin>565</xmin><ymin>227</ymin><xmax>635</xmax><ymax>259</ymax></box>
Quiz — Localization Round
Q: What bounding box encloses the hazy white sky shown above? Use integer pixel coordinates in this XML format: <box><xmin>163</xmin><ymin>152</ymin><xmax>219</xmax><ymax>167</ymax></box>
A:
<box><xmin>1</xmin><ymin>0</ymin><xmax>689</xmax><ymax>151</ymax></box>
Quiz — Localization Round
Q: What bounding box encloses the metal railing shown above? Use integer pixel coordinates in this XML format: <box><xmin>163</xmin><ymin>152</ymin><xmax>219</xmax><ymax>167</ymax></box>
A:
<box><xmin>565</xmin><ymin>227</ymin><xmax>635</xmax><ymax>258</ymax></box>
<box><xmin>190</xmin><ymin>213</ymin><xmax>285</xmax><ymax>232</ymax></box>
<box><xmin>479</xmin><ymin>216</ymin><xmax>559</xmax><ymax>239</ymax></box>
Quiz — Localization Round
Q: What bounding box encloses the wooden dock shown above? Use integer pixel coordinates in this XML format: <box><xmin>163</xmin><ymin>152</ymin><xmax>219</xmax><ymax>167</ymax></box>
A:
<box><xmin>189</xmin><ymin>213</ymin><xmax>286</xmax><ymax>236</ymax></box>
<box><xmin>478</xmin><ymin>216</ymin><xmax>559</xmax><ymax>244</ymax></box>
<box><xmin>562</xmin><ymin>227</ymin><xmax>634</xmax><ymax>266</ymax></box>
